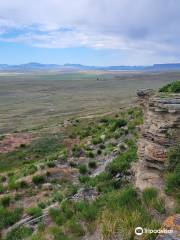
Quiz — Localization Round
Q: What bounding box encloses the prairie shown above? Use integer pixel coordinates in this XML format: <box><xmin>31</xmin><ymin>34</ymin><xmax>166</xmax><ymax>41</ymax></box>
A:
<box><xmin>0</xmin><ymin>71</ymin><xmax>179</xmax><ymax>134</ymax></box>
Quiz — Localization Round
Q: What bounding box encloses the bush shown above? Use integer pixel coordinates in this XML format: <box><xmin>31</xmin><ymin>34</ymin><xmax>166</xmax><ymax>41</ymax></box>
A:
<box><xmin>32</xmin><ymin>175</ymin><xmax>45</xmax><ymax>185</ymax></box>
<box><xmin>78</xmin><ymin>164</ymin><xmax>88</xmax><ymax>174</ymax></box>
<box><xmin>49</xmin><ymin>226</ymin><xmax>71</xmax><ymax>240</ymax></box>
<box><xmin>49</xmin><ymin>208</ymin><xmax>65</xmax><ymax>225</ymax></box>
<box><xmin>66</xmin><ymin>218</ymin><xmax>85</xmax><ymax>237</ymax></box>
<box><xmin>88</xmin><ymin>161</ymin><xmax>97</xmax><ymax>169</ymax></box>
<box><xmin>38</xmin><ymin>202</ymin><xmax>46</xmax><ymax>209</ymax></box>
<box><xmin>0</xmin><ymin>183</ymin><xmax>5</xmax><ymax>194</ymax></box>
<box><xmin>86</xmin><ymin>151</ymin><xmax>94</xmax><ymax>158</ymax></box>
<box><xmin>97</xmin><ymin>149</ymin><xmax>102</xmax><ymax>155</ymax></box>
<box><xmin>69</xmin><ymin>161</ymin><xmax>77</xmax><ymax>167</ymax></box>
<box><xmin>5</xmin><ymin>226</ymin><xmax>32</xmax><ymax>240</ymax></box>
<box><xmin>159</xmin><ymin>81</ymin><xmax>180</xmax><ymax>93</ymax></box>
<box><xmin>19</xmin><ymin>180</ymin><xmax>28</xmax><ymax>189</ymax></box>
<box><xmin>72</xmin><ymin>145</ymin><xmax>83</xmax><ymax>157</ymax></box>
<box><xmin>110</xmin><ymin>119</ymin><xmax>127</xmax><ymax>132</ymax></box>
<box><xmin>47</xmin><ymin>161</ymin><xmax>56</xmax><ymax>168</ymax></box>
<box><xmin>106</xmin><ymin>145</ymin><xmax>137</xmax><ymax>176</ymax></box>
<box><xmin>92</xmin><ymin>137</ymin><xmax>102</xmax><ymax>145</ymax></box>
<box><xmin>1</xmin><ymin>196</ymin><xmax>11</xmax><ymax>207</ymax></box>
<box><xmin>0</xmin><ymin>207</ymin><xmax>23</xmax><ymax>229</ymax></box>
<box><xmin>27</xmin><ymin>206</ymin><xmax>42</xmax><ymax>218</ymax></box>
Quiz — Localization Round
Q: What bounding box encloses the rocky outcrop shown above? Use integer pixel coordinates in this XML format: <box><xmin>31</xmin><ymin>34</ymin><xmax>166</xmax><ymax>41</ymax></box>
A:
<box><xmin>134</xmin><ymin>90</ymin><xmax>180</xmax><ymax>191</ymax></box>
<box><xmin>156</xmin><ymin>214</ymin><xmax>180</xmax><ymax>240</ymax></box>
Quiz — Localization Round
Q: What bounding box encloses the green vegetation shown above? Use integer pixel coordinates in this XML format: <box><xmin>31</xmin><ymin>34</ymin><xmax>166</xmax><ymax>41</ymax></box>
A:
<box><xmin>78</xmin><ymin>164</ymin><xmax>88</xmax><ymax>174</ymax></box>
<box><xmin>0</xmin><ymin>207</ymin><xmax>23</xmax><ymax>229</ymax></box>
<box><xmin>165</xmin><ymin>144</ymin><xmax>180</xmax><ymax>211</ymax></box>
<box><xmin>142</xmin><ymin>188</ymin><xmax>165</xmax><ymax>214</ymax></box>
<box><xmin>88</xmin><ymin>160</ymin><xmax>97</xmax><ymax>168</ymax></box>
<box><xmin>0</xmin><ymin>196</ymin><xmax>11</xmax><ymax>207</ymax></box>
<box><xmin>5</xmin><ymin>226</ymin><xmax>32</xmax><ymax>240</ymax></box>
<box><xmin>32</xmin><ymin>175</ymin><xmax>46</xmax><ymax>185</ymax></box>
<box><xmin>106</xmin><ymin>141</ymin><xmax>137</xmax><ymax>176</ymax></box>
<box><xmin>0</xmin><ymin>136</ymin><xmax>65</xmax><ymax>172</ymax></box>
<box><xmin>27</xmin><ymin>206</ymin><xmax>42</xmax><ymax>218</ymax></box>
<box><xmin>159</xmin><ymin>80</ymin><xmax>180</xmax><ymax>93</ymax></box>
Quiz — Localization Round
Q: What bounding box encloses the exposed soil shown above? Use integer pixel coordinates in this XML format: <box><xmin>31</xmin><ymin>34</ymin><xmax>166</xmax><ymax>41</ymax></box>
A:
<box><xmin>0</xmin><ymin>133</ymin><xmax>34</xmax><ymax>153</ymax></box>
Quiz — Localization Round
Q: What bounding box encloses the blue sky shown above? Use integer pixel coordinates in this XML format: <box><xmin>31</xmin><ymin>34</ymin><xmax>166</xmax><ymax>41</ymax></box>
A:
<box><xmin>0</xmin><ymin>0</ymin><xmax>180</xmax><ymax>65</ymax></box>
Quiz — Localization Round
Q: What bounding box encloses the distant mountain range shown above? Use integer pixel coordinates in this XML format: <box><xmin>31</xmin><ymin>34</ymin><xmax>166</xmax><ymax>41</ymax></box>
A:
<box><xmin>1</xmin><ymin>62</ymin><xmax>180</xmax><ymax>72</ymax></box>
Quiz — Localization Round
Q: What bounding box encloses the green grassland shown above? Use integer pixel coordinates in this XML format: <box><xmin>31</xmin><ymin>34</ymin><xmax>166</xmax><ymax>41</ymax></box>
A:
<box><xmin>0</xmin><ymin>75</ymin><xmax>179</xmax><ymax>240</ymax></box>
<box><xmin>0</xmin><ymin>71</ymin><xmax>179</xmax><ymax>133</ymax></box>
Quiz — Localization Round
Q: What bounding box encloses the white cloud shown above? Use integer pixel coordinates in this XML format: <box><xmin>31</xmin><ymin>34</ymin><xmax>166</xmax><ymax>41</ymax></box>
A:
<box><xmin>0</xmin><ymin>0</ymin><xmax>180</xmax><ymax>61</ymax></box>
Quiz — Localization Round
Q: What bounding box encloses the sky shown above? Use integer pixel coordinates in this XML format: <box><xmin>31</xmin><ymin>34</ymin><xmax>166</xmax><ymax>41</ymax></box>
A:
<box><xmin>0</xmin><ymin>0</ymin><xmax>180</xmax><ymax>66</ymax></box>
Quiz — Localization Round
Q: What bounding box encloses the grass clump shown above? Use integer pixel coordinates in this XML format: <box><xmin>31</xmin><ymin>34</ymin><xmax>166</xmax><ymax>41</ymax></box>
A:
<box><xmin>27</xmin><ymin>206</ymin><xmax>42</xmax><ymax>218</ymax></box>
<box><xmin>88</xmin><ymin>161</ymin><xmax>97</xmax><ymax>169</ymax></box>
<box><xmin>106</xmin><ymin>142</ymin><xmax>137</xmax><ymax>176</ymax></box>
<box><xmin>164</xmin><ymin>144</ymin><xmax>180</xmax><ymax>210</ymax></box>
<box><xmin>142</xmin><ymin>188</ymin><xmax>165</xmax><ymax>214</ymax></box>
<box><xmin>78</xmin><ymin>164</ymin><xmax>88</xmax><ymax>175</ymax></box>
<box><xmin>32</xmin><ymin>175</ymin><xmax>45</xmax><ymax>185</ymax></box>
<box><xmin>1</xmin><ymin>195</ymin><xmax>11</xmax><ymax>207</ymax></box>
<box><xmin>0</xmin><ymin>207</ymin><xmax>23</xmax><ymax>229</ymax></box>
<box><xmin>49</xmin><ymin>208</ymin><xmax>65</xmax><ymax>225</ymax></box>
<box><xmin>5</xmin><ymin>226</ymin><xmax>32</xmax><ymax>240</ymax></box>
<box><xmin>159</xmin><ymin>81</ymin><xmax>180</xmax><ymax>93</ymax></box>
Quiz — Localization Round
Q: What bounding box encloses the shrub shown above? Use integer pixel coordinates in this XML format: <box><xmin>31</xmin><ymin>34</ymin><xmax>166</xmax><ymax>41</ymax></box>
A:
<box><xmin>99</xmin><ymin>144</ymin><xmax>105</xmax><ymax>149</ymax></box>
<box><xmin>159</xmin><ymin>81</ymin><xmax>180</xmax><ymax>93</ymax></box>
<box><xmin>69</xmin><ymin>161</ymin><xmax>77</xmax><ymax>167</ymax></box>
<box><xmin>32</xmin><ymin>175</ymin><xmax>45</xmax><ymax>185</ymax></box>
<box><xmin>78</xmin><ymin>164</ymin><xmax>88</xmax><ymax>174</ymax></box>
<box><xmin>27</xmin><ymin>207</ymin><xmax>42</xmax><ymax>218</ymax></box>
<box><xmin>1</xmin><ymin>196</ymin><xmax>11</xmax><ymax>207</ymax></box>
<box><xmin>19</xmin><ymin>180</ymin><xmax>28</xmax><ymax>189</ymax></box>
<box><xmin>52</xmin><ymin>191</ymin><xmax>63</xmax><ymax>203</ymax></box>
<box><xmin>66</xmin><ymin>218</ymin><xmax>85</xmax><ymax>237</ymax></box>
<box><xmin>23</xmin><ymin>164</ymin><xmax>38</xmax><ymax>176</ymax></box>
<box><xmin>49</xmin><ymin>226</ymin><xmax>71</xmax><ymax>240</ymax></box>
<box><xmin>8</xmin><ymin>178</ymin><xmax>20</xmax><ymax>190</ymax></box>
<box><xmin>88</xmin><ymin>161</ymin><xmax>97</xmax><ymax>168</ymax></box>
<box><xmin>110</xmin><ymin>119</ymin><xmax>127</xmax><ymax>132</ymax></box>
<box><xmin>47</xmin><ymin>161</ymin><xmax>56</xmax><ymax>168</ymax></box>
<box><xmin>97</xmin><ymin>149</ymin><xmax>102</xmax><ymax>155</ymax></box>
<box><xmin>106</xmin><ymin>145</ymin><xmax>137</xmax><ymax>176</ymax></box>
<box><xmin>92</xmin><ymin>137</ymin><xmax>102</xmax><ymax>145</ymax></box>
<box><xmin>86</xmin><ymin>151</ymin><xmax>94</xmax><ymax>158</ymax></box>
<box><xmin>49</xmin><ymin>208</ymin><xmax>65</xmax><ymax>225</ymax></box>
<box><xmin>38</xmin><ymin>202</ymin><xmax>46</xmax><ymax>209</ymax></box>
<box><xmin>5</xmin><ymin>226</ymin><xmax>32</xmax><ymax>240</ymax></box>
<box><xmin>72</xmin><ymin>145</ymin><xmax>83</xmax><ymax>157</ymax></box>
<box><xmin>0</xmin><ymin>207</ymin><xmax>23</xmax><ymax>229</ymax></box>
<box><xmin>0</xmin><ymin>183</ymin><xmax>5</xmax><ymax>194</ymax></box>
<box><xmin>165</xmin><ymin>172</ymin><xmax>180</xmax><ymax>193</ymax></box>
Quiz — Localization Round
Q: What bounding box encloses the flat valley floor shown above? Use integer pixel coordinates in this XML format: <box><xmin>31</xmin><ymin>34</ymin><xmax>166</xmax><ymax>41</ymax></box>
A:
<box><xmin>0</xmin><ymin>71</ymin><xmax>180</xmax><ymax>133</ymax></box>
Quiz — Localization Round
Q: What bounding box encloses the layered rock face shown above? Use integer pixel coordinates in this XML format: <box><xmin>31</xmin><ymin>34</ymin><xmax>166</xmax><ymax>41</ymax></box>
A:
<box><xmin>134</xmin><ymin>91</ymin><xmax>180</xmax><ymax>191</ymax></box>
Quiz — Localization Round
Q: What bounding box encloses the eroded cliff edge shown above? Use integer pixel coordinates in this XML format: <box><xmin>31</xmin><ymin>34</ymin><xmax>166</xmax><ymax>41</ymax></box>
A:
<box><xmin>134</xmin><ymin>90</ymin><xmax>180</xmax><ymax>240</ymax></box>
<box><xmin>134</xmin><ymin>91</ymin><xmax>180</xmax><ymax>191</ymax></box>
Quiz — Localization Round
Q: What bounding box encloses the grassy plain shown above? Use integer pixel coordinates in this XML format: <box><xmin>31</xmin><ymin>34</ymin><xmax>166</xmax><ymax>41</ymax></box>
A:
<box><xmin>0</xmin><ymin>70</ymin><xmax>179</xmax><ymax>133</ymax></box>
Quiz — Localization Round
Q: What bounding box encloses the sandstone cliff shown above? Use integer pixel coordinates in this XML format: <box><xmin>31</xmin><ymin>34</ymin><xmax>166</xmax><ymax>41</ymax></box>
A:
<box><xmin>134</xmin><ymin>90</ymin><xmax>180</xmax><ymax>240</ymax></box>
<box><xmin>134</xmin><ymin>91</ymin><xmax>180</xmax><ymax>192</ymax></box>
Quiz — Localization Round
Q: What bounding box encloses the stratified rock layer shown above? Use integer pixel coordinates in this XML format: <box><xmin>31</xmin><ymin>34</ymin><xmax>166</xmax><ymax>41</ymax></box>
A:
<box><xmin>134</xmin><ymin>92</ymin><xmax>180</xmax><ymax>191</ymax></box>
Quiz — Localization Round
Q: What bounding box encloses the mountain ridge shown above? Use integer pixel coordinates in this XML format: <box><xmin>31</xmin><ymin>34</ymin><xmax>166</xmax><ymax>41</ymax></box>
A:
<box><xmin>1</xmin><ymin>62</ymin><xmax>180</xmax><ymax>72</ymax></box>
